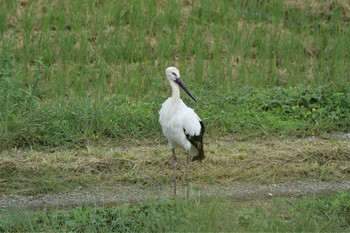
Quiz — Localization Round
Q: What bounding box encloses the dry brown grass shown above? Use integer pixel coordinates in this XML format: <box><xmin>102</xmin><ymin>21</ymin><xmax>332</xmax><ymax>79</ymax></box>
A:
<box><xmin>1</xmin><ymin>135</ymin><xmax>349</xmax><ymax>195</ymax></box>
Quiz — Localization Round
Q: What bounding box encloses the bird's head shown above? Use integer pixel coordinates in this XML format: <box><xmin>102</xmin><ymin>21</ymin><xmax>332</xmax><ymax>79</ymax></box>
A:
<box><xmin>165</xmin><ymin>67</ymin><xmax>181</xmax><ymax>81</ymax></box>
<box><xmin>165</xmin><ymin>67</ymin><xmax>197</xmax><ymax>102</ymax></box>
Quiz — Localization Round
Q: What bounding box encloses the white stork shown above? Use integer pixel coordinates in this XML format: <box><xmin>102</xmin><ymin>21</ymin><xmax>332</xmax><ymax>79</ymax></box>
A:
<box><xmin>159</xmin><ymin>67</ymin><xmax>205</xmax><ymax>198</ymax></box>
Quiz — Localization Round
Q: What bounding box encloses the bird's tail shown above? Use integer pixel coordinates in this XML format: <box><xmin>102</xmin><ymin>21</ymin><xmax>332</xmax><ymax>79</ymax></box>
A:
<box><xmin>190</xmin><ymin>121</ymin><xmax>205</xmax><ymax>162</ymax></box>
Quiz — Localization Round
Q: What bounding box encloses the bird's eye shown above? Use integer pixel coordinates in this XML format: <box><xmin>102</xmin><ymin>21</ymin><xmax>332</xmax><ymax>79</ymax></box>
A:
<box><xmin>172</xmin><ymin>72</ymin><xmax>177</xmax><ymax>77</ymax></box>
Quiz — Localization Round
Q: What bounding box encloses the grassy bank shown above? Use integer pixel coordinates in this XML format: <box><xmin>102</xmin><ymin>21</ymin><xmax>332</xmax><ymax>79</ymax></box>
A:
<box><xmin>1</xmin><ymin>0</ymin><xmax>350</xmax><ymax>150</ymax></box>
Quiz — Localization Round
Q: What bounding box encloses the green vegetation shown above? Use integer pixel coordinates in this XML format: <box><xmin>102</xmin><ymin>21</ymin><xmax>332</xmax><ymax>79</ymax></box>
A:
<box><xmin>1</xmin><ymin>192</ymin><xmax>350</xmax><ymax>232</ymax></box>
<box><xmin>1</xmin><ymin>1</ymin><xmax>350</xmax><ymax>231</ymax></box>
<box><xmin>1</xmin><ymin>0</ymin><xmax>349</xmax><ymax>150</ymax></box>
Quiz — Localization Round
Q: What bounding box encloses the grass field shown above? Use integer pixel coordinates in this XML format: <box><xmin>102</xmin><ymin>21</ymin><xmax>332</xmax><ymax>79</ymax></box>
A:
<box><xmin>1</xmin><ymin>0</ymin><xmax>349</xmax><ymax>149</ymax></box>
<box><xmin>1</xmin><ymin>0</ymin><xmax>350</xmax><ymax>231</ymax></box>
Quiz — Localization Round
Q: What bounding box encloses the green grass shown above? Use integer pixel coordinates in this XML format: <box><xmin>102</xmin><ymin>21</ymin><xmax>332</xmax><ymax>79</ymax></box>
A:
<box><xmin>1</xmin><ymin>83</ymin><xmax>350</xmax><ymax>149</ymax></box>
<box><xmin>1</xmin><ymin>192</ymin><xmax>350</xmax><ymax>232</ymax></box>
<box><xmin>1</xmin><ymin>2</ymin><xmax>349</xmax><ymax>231</ymax></box>
<box><xmin>0</xmin><ymin>0</ymin><xmax>350</xmax><ymax>150</ymax></box>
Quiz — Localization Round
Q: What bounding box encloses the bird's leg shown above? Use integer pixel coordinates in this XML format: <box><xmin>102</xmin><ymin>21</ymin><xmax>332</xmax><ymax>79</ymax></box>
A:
<box><xmin>172</xmin><ymin>149</ymin><xmax>177</xmax><ymax>199</ymax></box>
<box><xmin>186</xmin><ymin>154</ymin><xmax>192</xmax><ymax>199</ymax></box>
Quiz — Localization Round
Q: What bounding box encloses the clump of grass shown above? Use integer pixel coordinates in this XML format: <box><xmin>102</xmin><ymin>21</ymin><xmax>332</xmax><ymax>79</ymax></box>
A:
<box><xmin>1</xmin><ymin>192</ymin><xmax>350</xmax><ymax>232</ymax></box>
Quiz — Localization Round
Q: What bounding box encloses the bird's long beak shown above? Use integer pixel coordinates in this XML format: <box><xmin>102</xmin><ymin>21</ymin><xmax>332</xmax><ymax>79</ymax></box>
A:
<box><xmin>175</xmin><ymin>77</ymin><xmax>197</xmax><ymax>102</ymax></box>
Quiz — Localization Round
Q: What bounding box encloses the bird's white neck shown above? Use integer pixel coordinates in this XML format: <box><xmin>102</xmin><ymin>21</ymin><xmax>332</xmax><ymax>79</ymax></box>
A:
<box><xmin>169</xmin><ymin>80</ymin><xmax>181</xmax><ymax>100</ymax></box>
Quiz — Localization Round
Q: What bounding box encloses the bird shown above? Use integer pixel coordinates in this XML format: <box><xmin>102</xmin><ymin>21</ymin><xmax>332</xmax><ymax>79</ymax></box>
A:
<box><xmin>159</xmin><ymin>66</ymin><xmax>205</xmax><ymax>198</ymax></box>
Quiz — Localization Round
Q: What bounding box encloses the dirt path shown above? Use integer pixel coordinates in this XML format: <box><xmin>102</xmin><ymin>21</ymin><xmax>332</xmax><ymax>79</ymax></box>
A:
<box><xmin>1</xmin><ymin>181</ymin><xmax>350</xmax><ymax>211</ymax></box>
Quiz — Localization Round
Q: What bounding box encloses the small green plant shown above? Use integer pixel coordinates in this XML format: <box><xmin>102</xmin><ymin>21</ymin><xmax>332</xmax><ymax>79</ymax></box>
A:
<box><xmin>260</xmin><ymin>86</ymin><xmax>350</xmax><ymax>126</ymax></box>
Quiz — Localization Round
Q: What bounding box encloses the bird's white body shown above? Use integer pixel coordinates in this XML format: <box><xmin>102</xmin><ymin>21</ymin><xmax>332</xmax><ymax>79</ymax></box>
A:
<box><xmin>159</xmin><ymin>67</ymin><xmax>204</xmax><ymax>160</ymax></box>
<box><xmin>159</xmin><ymin>66</ymin><xmax>205</xmax><ymax>198</ymax></box>
<box><xmin>159</xmin><ymin>96</ymin><xmax>201</xmax><ymax>156</ymax></box>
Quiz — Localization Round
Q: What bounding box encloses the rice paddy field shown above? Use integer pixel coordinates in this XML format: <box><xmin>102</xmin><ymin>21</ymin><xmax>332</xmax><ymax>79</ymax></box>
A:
<box><xmin>1</xmin><ymin>0</ymin><xmax>350</xmax><ymax>232</ymax></box>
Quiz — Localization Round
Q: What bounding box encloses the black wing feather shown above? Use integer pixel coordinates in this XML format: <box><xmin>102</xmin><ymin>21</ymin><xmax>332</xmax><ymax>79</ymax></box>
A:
<box><xmin>184</xmin><ymin>121</ymin><xmax>205</xmax><ymax>162</ymax></box>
